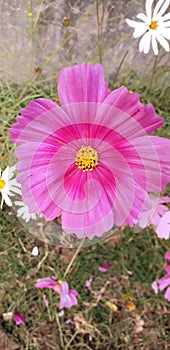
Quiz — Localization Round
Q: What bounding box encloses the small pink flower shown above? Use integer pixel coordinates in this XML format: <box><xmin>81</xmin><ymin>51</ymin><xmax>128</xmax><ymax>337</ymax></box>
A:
<box><xmin>35</xmin><ymin>276</ymin><xmax>78</xmax><ymax>309</ymax></box>
<box><xmin>85</xmin><ymin>277</ymin><xmax>92</xmax><ymax>287</ymax></box>
<box><xmin>98</xmin><ymin>262</ymin><xmax>108</xmax><ymax>272</ymax></box>
<box><xmin>59</xmin><ymin>281</ymin><xmax>78</xmax><ymax>309</ymax></box>
<box><xmin>14</xmin><ymin>312</ymin><xmax>24</xmax><ymax>325</ymax></box>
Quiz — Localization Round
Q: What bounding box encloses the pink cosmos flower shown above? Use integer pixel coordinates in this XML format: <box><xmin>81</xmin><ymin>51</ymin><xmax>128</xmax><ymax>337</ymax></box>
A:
<box><xmin>138</xmin><ymin>195</ymin><xmax>170</xmax><ymax>229</ymax></box>
<box><xmin>152</xmin><ymin>252</ymin><xmax>170</xmax><ymax>302</ymax></box>
<box><xmin>13</xmin><ymin>312</ymin><xmax>24</xmax><ymax>325</ymax></box>
<box><xmin>9</xmin><ymin>63</ymin><xmax>170</xmax><ymax>239</ymax></box>
<box><xmin>98</xmin><ymin>261</ymin><xmax>108</xmax><ymax>272</ymax></box>
<box><xmin>35</xmin><ymin>276</ymin><xmax>78</xmax><ymax>309</ymax></box>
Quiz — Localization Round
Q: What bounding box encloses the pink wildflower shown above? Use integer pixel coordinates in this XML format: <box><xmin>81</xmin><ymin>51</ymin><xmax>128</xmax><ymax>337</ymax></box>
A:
<box><xmin>9</xmin><ymin>63</ymin><xmax>170</xmax><ymax>239</ymax></box>
<box><xmin>35</xmin><ymin>276</ymin><xmax>78</xmax><ymax>309</ymax></box>
<box><xmin>13</xmin><ymin>312</ymin><xmax>24</xmax><ymax>325</ymax></box>
<box><xmin>98</xmin><ymin>261</ymin><xmax>108</xmax><ymax>272</ymax></box>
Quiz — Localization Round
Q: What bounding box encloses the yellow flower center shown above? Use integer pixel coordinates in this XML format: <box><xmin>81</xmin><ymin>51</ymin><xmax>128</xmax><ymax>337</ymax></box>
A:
<box><xmin>0</xmin><ymin>179</ymin><xmax>6</xmax><ymax>189</ymax></box>
<box><xmin>75</xmin><ymin>146</ymin><xmax>98</xmax><ymax>172</ymax></box>
<box><xmin>149</xmin><ymin>21</ymin><xmax>158</xmax><ymax>30</ymax></box>
<box><xmin>55</xmin><ymin>283</ymin><xmax>61</xmax><ymax>292</ymax></box>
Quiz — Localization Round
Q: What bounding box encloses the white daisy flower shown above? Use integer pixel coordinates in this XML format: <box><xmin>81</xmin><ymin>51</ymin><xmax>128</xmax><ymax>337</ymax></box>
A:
<box><xmin>14</xmin><ymin>200</ymin><xmax>37</xmax><ymax>223</ymax></box>
<box><xmin>0</xmin><ymin>165</ymin><xmax>22</xmax><ymax>209</ymax></box>
<box><xmin>126</xmin><ymin>0</ymin><xmax>170</xmax><ymax>55</ymax></box>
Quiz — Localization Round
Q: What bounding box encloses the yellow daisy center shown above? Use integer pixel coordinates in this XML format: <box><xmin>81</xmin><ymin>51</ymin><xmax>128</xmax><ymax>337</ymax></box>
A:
<box><xmin>149</xmin><ymin>21</ymin><xmax>158</xmax><ymax>30</ymax></box>
<box><xmin>0</xmin><ymin>179</ymin><xmax>6</xmax><ymax>189</ymax></box>
<box><xmin>75</xmin><ymin>146</ymin><xmax>98</xmax><ymax>172</ymax></box>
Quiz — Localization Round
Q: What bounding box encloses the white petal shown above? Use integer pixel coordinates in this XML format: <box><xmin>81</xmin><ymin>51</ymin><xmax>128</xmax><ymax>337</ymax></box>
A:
<box><xmin>160</xmin><ymin>20</ymin><xmax>170</xmax><ymax>27</ymax></box>
<box><xmin>152</xmin><ymin>33</ymin><xmax>159</xmax><ymax>54</ymax></box>
<box><xmin>2</xmin><ymin>167</ymin><xmax>9</xmax><ymax>182</ymax></box>
<box><xmin>1</xmin><ymin>196</ymin><xmax>4</xmax><ymax>209</ymax></box>
<box><xmin>159</xmin><ymin>13</ymin><xmax>170</xmax><ymax>22</ymax></box>
<box><xmin>146</xmin><ymin>0</ymin><xmax>154</xmax><ymax>20</ymax></box>
<box><xmin>18</xmin><ymin>207</ymin><xmax>27</xmax><ymax>216</ymax></box>
<box><xmin>153</xmin><ymin>0</ymin><xmax>166</xmax><ymax>17</ymax></box>
<box><xmin>156</xmin><ymin>0</ymin><xmax>170</xmax><ymax>18</ymax></box>
<box><xmin>8</xmin><ymin>166</ymin><xmax>16</xmax><ymax>180</ymax></box>
<box><xmin>139</xmin><ymin>31</ymin><xmax>151</xmax><ymax>53</ymax></box>
<box><xmin>4</xmin><ymin>194</ymin><xmax>12</xmax><ymax>207</ymax></box>
<box><xmin>133</xmin><ymin>24</ymin><xmax>148</xmax><ymax>38</ymax></box>
<box><xmin>136</xmin><ymin>13</ymin><xmax>148</xmax><ymax>22</ymax></box>
<box><xmin>157</xmin><ymin>27</ymin><xmax>170</xmax><ymax>38</ymax></box>
<box><xmin>31</xmin><ymin>246</ymin><xmax>39</xmax><ymax>256</ymax></box>
<box><xmin>156</xmin><ymin>32</ymin><xmax>170</xmax><ymax>51</ymax></box>
<box><xmin>126</xmin><ymin>18</ymin><xmax>141</xmax><ymax>28</ymax></box>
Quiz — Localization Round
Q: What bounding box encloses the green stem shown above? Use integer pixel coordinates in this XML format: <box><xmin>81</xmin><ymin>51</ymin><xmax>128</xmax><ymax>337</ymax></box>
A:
<box><xmin>63</xmin><ymin>237</ymin><xmax>86</xmax><ymax>279</ymax></box>
<box><xmin>96</xmin><ymin>0</ymin><xmax>108</xmax><ymax>64</ymax></box>
<box><xmin>29</xmin><ymin>0</ymin><xmax>34</xmax><ymax>78</ymax></box>
<box><xmin>147</xmin><ymin>55</ymin><xmax>158</xmax><ymax>92</ymax></box>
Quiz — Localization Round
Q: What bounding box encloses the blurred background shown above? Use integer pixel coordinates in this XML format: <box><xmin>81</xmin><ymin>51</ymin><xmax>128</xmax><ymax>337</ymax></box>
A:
<box><xmin>0</xmin><ymin>0</ymin><xmax>169</xmax><ymax>85</ymax></box>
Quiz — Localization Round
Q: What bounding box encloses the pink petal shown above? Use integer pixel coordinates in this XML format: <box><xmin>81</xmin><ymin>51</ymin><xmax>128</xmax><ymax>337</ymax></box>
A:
<box><xmin>9</xmin><ymin>99</ymin><xmax>57</xmax><ymax>143</ymax></box>
<box><xmin>13</xmin><ymin>313</ymin><xmax>24</xmax><ymax>325</ymax></box>
<box><xmin>43</xmin><ymin>295</ymin><xmax>49</xmax><ymax>308</ymax></box>
<box><xmin>58</xmin><ymin>63</ymin><xmax>110</xmax><ymax>105</ymax></box>
<box><xmin>158</xmin><ymin>275</ymin><xmax>170</xmax><ymax>291</ymax></box>
<box><xmin>165</xmin><ymin>265</ymin><xmax>170</xmax><ymax>275</ymax></box>
<box><xmin>35</xmin><ymin>276</ymin><xmax>58</xmax><ymax>289</ymax></box>
<box><xmin>98</xmin><ymin>262</ymin><xmax>108</xmax><ymax>272</ymax></box>
<box><xmin>148</xmin><ymin>137</ymin><xmax>170</xmax><ymax>190</ymax></box>
<box><xmin>59</xmin><ymin>282</ymin><xmax>78</xmax><ymax>309</ymax></box>
<box><xmin>156</xmin><ymin>212</ymin><xmax>170</xmax><ymax>239</ymax></box>
<box><xmin>158</xmin><ymin>196</ymin><xmax>170</xmax><ymax>204</ymax></box>
<box><xmin>103</xmin><ymin>86</ymin><xmax>163</xmax><ymax>133</ymax></box>
<box><xmin>68</xmin><ymin>290</ymin><xmax>78</xmax><ymax>306</ymax></box>
<box><xmin>151</xmin><ymin>281</ymin><xmax>159</xmax><ymax>294</ymax></box>
<box><xmin>164</xmin><ymin>252</ymin><xmax>170</xmax><ymax>262</ymax></box>
<box><xmin>85</xmin><ymin>278</ymin><xmax>92</xmax><ymax>287</ymax></box>
<box><xmin>164</xmin><ymin>287</ymin><xmax>170</xmax><ymax>302</ymax></box>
